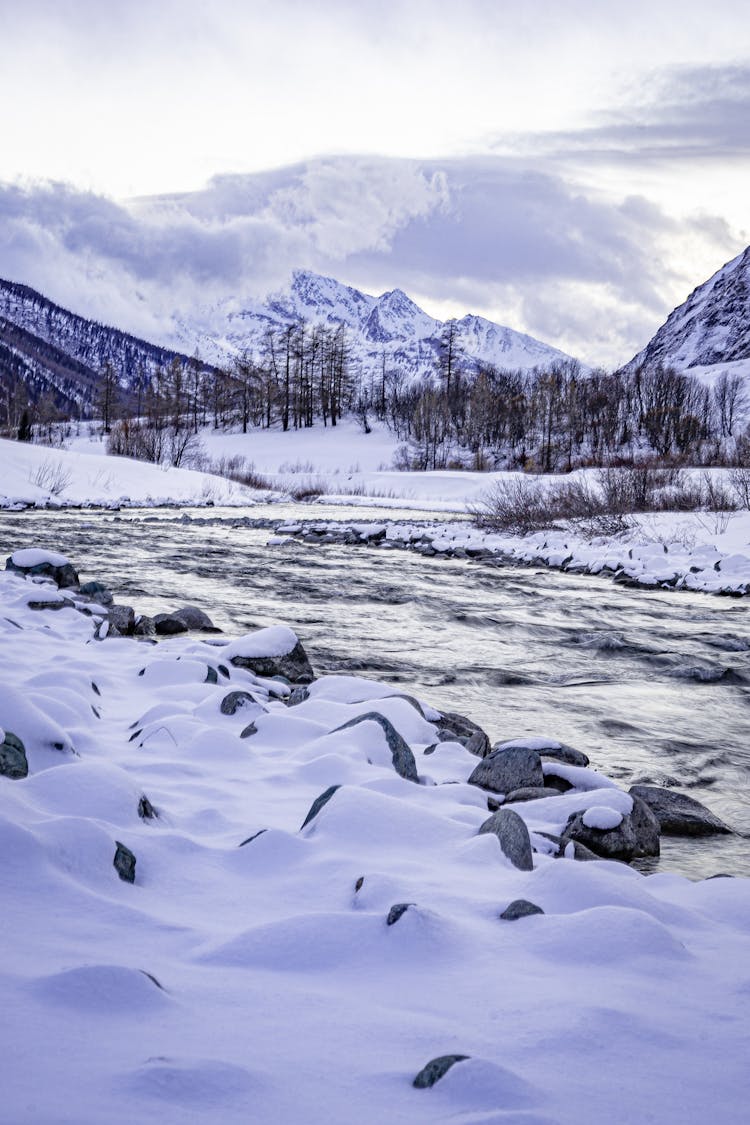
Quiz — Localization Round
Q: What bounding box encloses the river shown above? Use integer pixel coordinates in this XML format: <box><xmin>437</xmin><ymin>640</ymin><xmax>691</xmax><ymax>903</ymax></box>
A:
<box><xmin>1</xmin><ymin>503</ymin><xmax>748</xmax><ymax>879</ymax></box>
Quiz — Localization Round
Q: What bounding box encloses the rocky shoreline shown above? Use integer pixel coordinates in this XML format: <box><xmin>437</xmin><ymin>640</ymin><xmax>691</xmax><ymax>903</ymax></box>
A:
<box><xmin>3</xmin><ymin>546</ymin><xmax>733</xmax><ymax>870</ymax></box>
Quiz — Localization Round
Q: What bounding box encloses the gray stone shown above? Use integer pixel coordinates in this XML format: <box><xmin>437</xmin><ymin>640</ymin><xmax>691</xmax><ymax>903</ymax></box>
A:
<box><xmin>559</xmin><ymin>805</ymin><xmax>661</xmax><ymax>862</ymax></box>
<box><xmin>468</xmin><ymin>746</ymin><xmax>543</xmax><ymax>794</ymax></box>
<box><xmin>630</xmin><ymin>795</ymin><xmax>661</xmax><ymax>856</ymax></box>
<box><xmin>109</xmin><ymin>604</ymin><xmax>136</xmax><ymax>635</ymax></box>
<box><xmin>204</xmin><ymin>666</ymin><xmax>219</xmax><ymax>684</ymax></box>
<box><xmin>500</xmin><ymin>899</ymin><xmax>545</xmax><ymax>920</ymax></box>
<box><xmin>0</xmin><ymin>730</ymin><xmax>28</xmax><ymax>779</ymax></box>
<box><xmin>240</xmin><ymin>722</ymin><xmax>258</xmax><ymax>739</ymax></box>
<box><xmin>231</xmin><ymin>640</ymin><xmax>314</xmax><ymax>685</ymax></box>
<box><xmin>133</xmin><ymin>615</ymin><xmax>156</xmax><ymax>637</ymax></box>
<box><xmin>332</xmin><ymin>712</ymin><xmax>418</xmax><ymax>783</ymax></box>
<box><xmin>413</xmin><ymin>1055</ymin><xmax>470</xmax><ymax>1089</ymax></box>
<box><xmin>114</xmin><ymin>841</ymin><xmax>136</xmax><ymax>883</ymax></box>
<box><xmin>300</xmin><ymin>784</ymin><xmax>341</xmax><ymax>829</ymax></box>
<box><xmin>386</xmin><ymin>903</ymin><xmax>414</xmax><ymax>926</ymax></box>
<box><xmin>171</xmin><ymin>605</ymin><xmax>220</xmax><ymax>632</ymax></box>
<box><xmin>153</xmin><ymin>613</ymin><xmax>188</xmax><ymax>636</ymax></box>
<box><xmin>287</xmin><ymin>685</ymin><xmax>310</xmax><ymax>707</ymax></box>
<box><xmin>436</xmin><ymin>711</ymin><xmax>492</xmax><ymax>757</ymax></box>
<box><xmin>629</xmin><ymin>785</ymin><xmax>731</xmax><ymax>836</ymax></box>
<box><xmin>220</xmin><ymin>690</ymin><xmax>261</xmax><ymax>716</ymax></box>
<box><xmin>478</xmin><ymin>808</ymin><xmax>534</xmax><ymax>871</ymax></box>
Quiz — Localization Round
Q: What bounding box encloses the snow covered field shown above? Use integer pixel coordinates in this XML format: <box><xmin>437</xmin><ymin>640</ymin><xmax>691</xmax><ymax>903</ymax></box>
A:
<box><xmin>2</xmin><ymin>550</ymin><xmax>749</xmax><ymax>1124</ymax></box>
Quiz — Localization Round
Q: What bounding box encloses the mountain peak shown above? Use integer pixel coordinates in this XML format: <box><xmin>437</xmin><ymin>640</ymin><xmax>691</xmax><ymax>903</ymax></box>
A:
<box><xmin>628</xmin><ymin>245</ymin><xmax>750</xmax><ymax>378</ymax></box>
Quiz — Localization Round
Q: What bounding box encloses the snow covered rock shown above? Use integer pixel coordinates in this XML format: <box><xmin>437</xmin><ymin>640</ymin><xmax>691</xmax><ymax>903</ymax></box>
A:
<box><xmin>629</xmin><ymin>785</ymin><xmax>732</xmax><ymax>836</ymax></box>
<box><xmin>0</xmin><ymin>730</ymin><xmax>28</xmax><ymax>779</ymax></box>
<box><xmin>412</xmin><ymin>1054</ymin><xmax>470</xmax><ymax>1089</ymax></box>
<box><xmin>478</xmin><ymin>808</ymin><xmax>534</xmax><ymax>870</ymax></box>
<box><xmin>332</xmin><ymin>712</ymin><xmax>419</xmax><ymax>782</ymax></box>
<box><xmin>468</xmin><ymin>745</ymin><xmax>543</xmax><ymax>794</ymax></box>
<box><xmin>113</xmin><ymin>841</ymin><xmax>136</xmax><ymax>883</ymax></box>
<box><xmin>224</xmin><ymin>626</ymin><xmax>314</xmax><ymax>685</ymax></box>
<box><xmin>6</xmin><ymin>549</ymin><xmax>79</xmax><ymax>588</ymax></box>
<box><xmin>494</xmin><ymin>737</ymin><xmax>590</xmax><ymax>768</ymax></box>
<box><xmin>562</xmin><ymin>796</ymin><xmax>660</xmax><ymax>861</ymax></box>
<box><xmin>500</xmin><ymin>899</ymin><xmax>545</xmax><ymax>920</ymax></box>
<box><xmin>434</xmin><ymin>710</ymin><xmax>492</xmax><ymax>757</ymax></box>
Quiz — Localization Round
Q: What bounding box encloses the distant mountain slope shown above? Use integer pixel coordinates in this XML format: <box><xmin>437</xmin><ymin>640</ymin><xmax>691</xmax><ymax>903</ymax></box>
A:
<box><xmin>168</xmin><ymin>269</ymin><xmax>582</xmax><ymax>378</ymax></box>
<box><xmin>627</xmin><ymin>246</ymin><xmax>750</xmax><ymax>382</ymax></box>
<box><xmin>0</xmin><ymin>279</ymin><xmax>211</xmax><ymax>415</ymax></box>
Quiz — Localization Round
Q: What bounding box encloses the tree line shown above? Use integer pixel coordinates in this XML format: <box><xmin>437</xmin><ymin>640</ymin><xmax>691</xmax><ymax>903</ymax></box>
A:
<box><xmin>4</xmin><ymin>315</ymin><xmax>749</xmax><ymax>471</ymax></box>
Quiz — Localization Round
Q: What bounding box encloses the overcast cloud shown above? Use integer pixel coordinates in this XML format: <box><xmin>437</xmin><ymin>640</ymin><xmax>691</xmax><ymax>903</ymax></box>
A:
<box><xmin>0</xmin><ymin>3</ymin><xmax>748</xmax><ymax>366</ymax></box>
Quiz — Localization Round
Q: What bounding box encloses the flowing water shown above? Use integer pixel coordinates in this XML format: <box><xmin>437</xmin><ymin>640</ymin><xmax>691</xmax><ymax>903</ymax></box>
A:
<box><xmin>2</xmin><ymin>504</ymin><xmax>749</xmax><ymax>879</ymax></box>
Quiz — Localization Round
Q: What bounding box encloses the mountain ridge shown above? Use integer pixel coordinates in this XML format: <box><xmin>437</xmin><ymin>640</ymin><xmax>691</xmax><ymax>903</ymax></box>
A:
<box><xmin>627</xmin><ymin>245</ymin><xmax>750</xmax><ymax>381</ymax></box>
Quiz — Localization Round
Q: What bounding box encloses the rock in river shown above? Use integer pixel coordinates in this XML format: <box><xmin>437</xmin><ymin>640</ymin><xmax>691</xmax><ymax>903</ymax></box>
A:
<box><xmin>629</xmin><ymin>785</ymin><xmax>731</xmax><ymax>836</ymax></box>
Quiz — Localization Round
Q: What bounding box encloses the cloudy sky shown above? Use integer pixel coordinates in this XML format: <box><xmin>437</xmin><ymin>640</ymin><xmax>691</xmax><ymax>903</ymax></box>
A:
<box><xmin>1</xmin><ymin>0</ymin><xmax>748</xmax><ymax>366</ymax></box>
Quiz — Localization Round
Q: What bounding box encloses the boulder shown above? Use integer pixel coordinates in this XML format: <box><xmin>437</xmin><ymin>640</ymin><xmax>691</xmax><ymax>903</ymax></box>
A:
<box><xmin>435</xmin><ymin>711</ymin><xmax>492</xmax><ymax>757</ymax></box>
<box><xmin>6</xmin><ymin>549</ymin><xmax>79</xmax><ymax>588</ymax></box>
<box><xmin>0</xmin><ymin>730</ymin><xmax>28</xmax><ymax>779</ymax></box>
<box><xmin>500</xmin><ymin>899</ymin><xmax>544</xmax><ymax>920</ymax></box>
<box><xmin>629</xmin><ymin>785</ymin><xmax>731</xmax><ymax>836</ymax></box>
<box><xmin>495</xmin><ymin>737</ymin><xmax>589</xmax><ymax>768</ymax></box>
<box><xmin>220</xmin><ymin>690</ymin><xmax>262</xmax><ymax>716</ymax></box>
<box><xmin>152</xmin><ymin>613</ymin><xmax>189</xmax><ymax>636</ymax></box>
<box><xmin>171</xmin><ymin>605</ymin><xmax>220</xmax><ymax>632</ymax></box>
<box><xmin>332</xmin><ymin>712</ymin><xmax>418</xmax><ymax>783</ymax></box>
<box><xmin>413</xmin><ymin>1055</ymin><xmax>470</xmax><ymax>1089</ymax></box>
<box><xmin>478</xmin><ymin>808</ymin><xmax>534</xmax><ymax>871</ymax></box>
<box><xmin>561</xmin><ymin>799</ymin><xmax>660</xmax><ymax>861</ymax></box>
<box><xmin>108</xmin><ymin>604</ymin><xmax>136</xmax><ymax>636</ymax></box>
<box><xmin>468</xmin><ymin>746</ymin><xmax>543</xmax><ymax>794</ymax></box>
<box><xmin>230</xmin><ymin>637</ymin><xmax>314</xmax><ymax>685</ymax></box>
<box><xmin>133</xmin><ymin>615</ymin><xmax>156</xmax><ymax>637</ymax></box>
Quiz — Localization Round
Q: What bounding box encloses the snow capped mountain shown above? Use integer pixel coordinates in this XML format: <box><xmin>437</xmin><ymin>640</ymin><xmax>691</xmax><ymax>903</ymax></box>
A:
<box><xmin>169</xmin><ymin>269</ymin><xmax>581</xmax><ymax>379</ymax></box>
<box><xmin>0</xmin><ymin>268</ymin><xmax>581</xmax><ymax>418</ymax></box>
<box><xmin>627</xmin><ymin>246</ymin><xmax>750</xmax><ymax>383</ymax></box>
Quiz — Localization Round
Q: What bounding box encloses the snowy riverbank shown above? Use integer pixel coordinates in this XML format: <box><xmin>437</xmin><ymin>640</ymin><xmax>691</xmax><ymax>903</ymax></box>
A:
<box><xmin>270</xmin><ymin>512</ymin><xmax>750</xmax><ymax>597</ymax></box>
<box><xmin>2</xmin><ymin>549</ymin><xmax>749</xmax><ymax>1124</ymax></box>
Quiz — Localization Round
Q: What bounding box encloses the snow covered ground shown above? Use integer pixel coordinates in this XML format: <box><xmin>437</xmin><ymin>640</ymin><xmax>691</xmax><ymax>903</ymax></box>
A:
<box><xmin>1</xmin><ymin>551</ymin><xmax>749</xmax><ymax>1124</ymax></box>
<box><xmin>0</xmin><ymin>436</ymin><xmax>260</xmax><ymax>508</ymax></box>
<box><xmin>4</xmin><ymin>424</ymin><xmax>750</xmax><ymax>594</ymax></box>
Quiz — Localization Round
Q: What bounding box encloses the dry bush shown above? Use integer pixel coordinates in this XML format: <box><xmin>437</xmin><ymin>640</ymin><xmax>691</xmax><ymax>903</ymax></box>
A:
<box><xmin>30</xmin><ymin>458</ymin><xmax>73</xmax><ymax>496</ymax></box>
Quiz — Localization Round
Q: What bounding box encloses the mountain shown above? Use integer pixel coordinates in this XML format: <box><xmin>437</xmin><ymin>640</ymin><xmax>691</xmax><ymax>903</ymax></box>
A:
<box><xmin>0</xmin><ymin>279</ymin><xmax>212</xmax><ymax>416</ymax></box>
<box><xmin>0</xmin><ymin>270</ymin><xmax>581</xmax><ymax>420</ymax></box>
<box><xmin>627</xmin><ymin>246</ymin><xmax>750</xmax><ymax>383</ymax></box>
<box><xmin>168</xmin><ymin>269</ymin><xmax>582</xmax><ymax>379</ymax></box>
